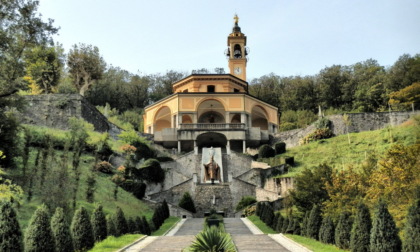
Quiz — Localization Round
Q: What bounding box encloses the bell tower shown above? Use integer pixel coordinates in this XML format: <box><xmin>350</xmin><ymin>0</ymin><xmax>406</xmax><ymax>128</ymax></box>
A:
<box><xmin>226</xmin><ymin>14</ymin><xmax>248</xmax><ymax>81</ymax></box>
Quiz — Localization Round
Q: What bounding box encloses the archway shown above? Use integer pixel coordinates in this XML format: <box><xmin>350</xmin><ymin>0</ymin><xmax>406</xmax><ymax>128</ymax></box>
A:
<box><xmin>182</xmin><ymin>114</ymin><xmax>193</xmax><ymax>124</ymax></box>
<box><xmin>154</xmin><ymin>106</ymin><xmax>171</xmax><ymax>131</ymax></box>
<box><xmin>197</xmin><ymin>99</ymin><xmax>226</xmax><ymax>123</ymax></box>
<box><xmin>196</xmin><ymin>132</ymin><xmax>227</xmax><ymax>149</ymax></box>
<box><xmin>251</xmin><ymin>106</ymin><xmax>268</xmax><ymax>130</ymax></box>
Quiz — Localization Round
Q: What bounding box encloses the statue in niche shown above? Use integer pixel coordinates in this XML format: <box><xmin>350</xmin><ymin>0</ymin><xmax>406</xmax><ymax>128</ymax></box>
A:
<box><xmin>203</xmin><ymin>150</ymin><xmax>220</xmax><ymax>184</ymax></box>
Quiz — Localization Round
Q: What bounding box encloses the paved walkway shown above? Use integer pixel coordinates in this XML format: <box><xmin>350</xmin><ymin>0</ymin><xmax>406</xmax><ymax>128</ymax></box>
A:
<box><xmin>122</xmin><ymin>217</ymin><xmax>312</xmax><ymax>252</ymax></box>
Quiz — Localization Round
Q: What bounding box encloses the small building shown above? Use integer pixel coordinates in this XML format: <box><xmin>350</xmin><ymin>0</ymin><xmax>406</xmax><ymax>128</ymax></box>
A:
<box><xmin>143</xmin><ymin>15</ymin><xmax>279</xmax><ymax>153</ymax></box>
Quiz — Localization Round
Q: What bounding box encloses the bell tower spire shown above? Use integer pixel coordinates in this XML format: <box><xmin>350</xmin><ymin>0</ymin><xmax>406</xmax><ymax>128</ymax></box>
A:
<box><xmin>226</xmin><ymin>14</ymin><xmax>248</xmax><ymax>81</ymax></box>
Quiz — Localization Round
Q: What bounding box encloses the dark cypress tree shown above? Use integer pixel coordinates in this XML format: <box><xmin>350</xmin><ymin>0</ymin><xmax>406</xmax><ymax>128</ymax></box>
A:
<box><xmin>91</xmin><ymin>205</ymin><xmax>107</xmax><ymax>242</ymax></box>
<box><xmin>335</xmin><ymin>211</ymin><xmax>352</xmax><ymax>249</ymax></box>
<box><xmin>403</xmin><ymin>199</ymin><xmax>420</xmax><ymax>252</ymax></box>
<box><xmin>71</xmin><ymin>207</ymin><xmax>94</xmax><ymax>252</ymax></box>
<box><xmin>135</xmin><ymin>216</ymin><xmax>143</xmax><ymax>234</ymax></box>
<box><xmin>24</xmin><ymin>205</ymin><xmax>55</xmax><ymax>252</ymax></box>
<box><xmin>350</xmin><ymin>203</ymin><xmax>372</xmax><ymax>252</ymax></box>
<box><xmin>51</xmin><ymin>207</ymin><xmax>74</xmax><ymax>252</ymax></box>
<box><xmin>286</xmin><ymin>217</ymin><xmax>295</xmax><ymax>234</ymax></box>
<box><xmin>282</xmin><ymin>217</ymin><xmax>289</xmax><ymax>234</ymax></box>
<box><xmin>142</xmin><ymin>216</ymin><xmax>151</xmax><ymax>235</ymax></box>
<box><xmin>256</xmin><ymin>202</ymin><xmax>263</xmax><ymax>217</ymax></box>
<box><xmin>178</xmin><ymin>192</ymin><xmax>196</xmax><ymax>213</ymax></box>
<box><xmin>106</xmin><ymin>215</ymin><xmax>116</xmax><ymax>237</ymax></box>
<box><xmin>127</xmin><ymin>217</ymin><xmax>135</xmax><ymax>234</ymax></box>
<box><xmin>162</xmin><ymin>200</ymin><xmax>170</xmax><ymax>219</ymax></box>
<box><xmin>307</xmin><ymin>204</ymin><xmax>322</xmax><ymax>240</ymax></box>
<box><xmin>276</xmin><ymin>214</ymin><xmax>284</xmax><ymax>233</ymax></box>
<box><xmin>114</xmin><ymin>207</ymin><xmax>128</xmax><ymax>236</ymax></box>
<box><xmin>272</xmin><ymin>213</ymin><xmax>279</xmax><ymax>230</ymax></box>
<box><xmin>370</xmin><ymin>201</ymin><xmax>401</xmax><ymax>252</ymax></box>
<box><xmin>0</xmin><ymin>202</ymin><xmax>23</xmax><ymax>251</ymax></box>
<box><xmin>301</xmin><ymin>211</ymin><xmax>310</xmax><ymax>237</ymax></box>
<box><xmin>264</xmin><ymin>204</ymin><xmax>274</xmax><ymax>227</ymax></box>
<box><xmin>292</xmin><ymin>219</ymin><xmax>301</xmax><ymax>235</ymax></box>
<box><xmin>152</xmin><ymin>206</ymin><xmax>161</xmax><ymax>230</ymax></box>
<box><xmin>319</xmin><ymin>216</ymin><xmax>335</xmax><ymax>245</ymax></box>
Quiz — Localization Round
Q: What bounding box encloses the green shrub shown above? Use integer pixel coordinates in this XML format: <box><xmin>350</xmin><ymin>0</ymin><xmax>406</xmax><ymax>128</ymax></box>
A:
<box><xmin>114</xmin><ymin>207</ymin><xmax>128</xmax><ymax>237</ymax></box>
<box><xmin>307</xmin><ymin>204</ymin><xmax>322</xmax><ymax>240</ymax></box>
<box><xmin>132</xmin><ymin>140</ymin><xmax>155</xmax><ymax>161</ymax></box>
<box><xmin>162</xmin><ymin>200</ymin><xmax>170</xmax><ymax>219</ymax></box>
<box><xmin>299</xmin><ymin>128</ymin><xmax>333</xmax><ymax>145</ymax></box>
<box><xmin>106</xmin><ymin>215</ymin><xmax>116</xmax><ymax>237</ymax></box>
<box><xmin>276</xmin><ymin>214</ymin><xmax>284</xmax><ymax>233</ymax></box>
<box><xmin>284</xmin><ymin>156</ymin><xmax>295</xmax><ymax>166</ymax></box>
<box><xmin>0</xmin><ymin>202</ymin><xmax>22</xmax><ymax>252</ymax></box>
<box><xmin>152</xmin><ymin>205</ymin><xmax>164</xmax><ymax>230</ymax></box>
<box><xmin>71</xmin><ymin>207</ymin><xmax>94</xmax><ymax>252</ymax></box>
<box><xmin>403</xmin><ymin>198</ymin><xmax>420</xmax><ymax>252</ymax></box>
<box><xmin>24</xmin><ymin>205</ymin><xmax>55</xmax><ymax>252</ymax></box>
<box><xmin>51</xmin><ymin>207</ymin><xmax>73</xmax><ymax>252</ymax></box>
<box><xmin>235</xmin><ymin>196</ymin><xmax>257</xmax><ymax>211</ymax></box>
<box><xmin>282</xmin><ymin>217</ymin><xmax>289</xmax><ymax>234</ymax></box>
<box><xmin>134</xmin><ymin>159</ymin><xmax>165</xmax><ymax>183</ymax></box>
<box><xmin>127</xmin><ymin>217</ymin><xmax>137</xmax><ymax>234</ymax></box>
<box><xmin>335</xmin><ymin>211</ymin><xmax>352</xmax><ymax>249</ymax></box>
<box><xmin>350</xmin><ymin>203</ymin><xmax>372</xmax><ymax>252</ymax></box>
<box><xmin>93</xmin><ymin>161</ymin><xmax>114</xmax><ymax>174</ymax></box>
<box><xmin>301</xmin><ymin>212</ymin><xmax>310</xmax><ymax>237</ymax></box>
<box><xmin>142</xmin><ymin>216</ymin><xmax>151</xmax><ymax>235</ymax></box>
<box><xmin>275</xmin><ymin>142</ymin><xmax>286</xmax><ymax>154</ymax></box>
<box><xmin>119</xmin><ymin>180</ymin><xmax>146</xmax><ymax>200</ymax></box>
<box><xmin>178</xmin><ymin>192</ymin><xmax>196</xmax><ymax>213</ymax></box>
<box><xmin>91</xmin><ymin>205</ymin><xmax>107</xmax><ymax>242</ymax></box>
<box><xmin>292</xmin><ymin>219</ymin><xmax>301</xmax><ymax>235</ymax></box>
<box><xmin>258</xmin><ymin>144</ymin><xmax>275</xmax><ymax>158</ymax></box>
<box><xmin>190</xmin><ymin>226</ymin><xmax>235</xmax><ymax>252</ymax></box>
<box><xmin>314</xmin><ymin>117</ymin><xmax>331</xmax><ymax>129</ymax></box>
<box><xmin>319</xmin><ymin>216</ymin><xmax>335</xmax><ymax>244</ymax></box>
<box><xmin>370</xmin><ymin>201</ymin><xmax>401</xmax><ymax>252</ymax></box>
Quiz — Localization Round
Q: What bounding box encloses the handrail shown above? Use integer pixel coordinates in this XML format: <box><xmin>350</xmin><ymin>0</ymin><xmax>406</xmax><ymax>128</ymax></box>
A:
<box><xmin>179</xmin><ymin>123</ymin><xmax>246</xmax><ymax>130</ymax></box>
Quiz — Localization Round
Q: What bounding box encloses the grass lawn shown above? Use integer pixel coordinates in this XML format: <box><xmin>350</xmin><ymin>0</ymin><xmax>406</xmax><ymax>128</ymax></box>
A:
<box><xmin>262</xmin><ymin>122</ymin><xmax>417</xmax><ymax>177</ymax></box>
<box><xmin>247</xmin><ymin>215</ymin><xmax>277</xmax><ymax>234</ymax></box>
<box><xmin>87</xmin><ymin>234</ymin><xmax>143</xmax><ymax>252</ymax></box>
<box><xmin>151</xmin><ymin>216</ymin><xmax>181</xmax><ymax>236</ymax></box>
<box><xmin>285</xmin><ymin>234</ymin><xmax>348</xmax><ymax>252</ymax></box>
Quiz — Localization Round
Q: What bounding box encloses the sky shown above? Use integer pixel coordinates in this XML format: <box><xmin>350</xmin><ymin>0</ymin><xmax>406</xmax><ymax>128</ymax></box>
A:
<box><xmin>38</xmin><ymin>0</ymin><xmax>420</xmax><ymax>81</ymax></box>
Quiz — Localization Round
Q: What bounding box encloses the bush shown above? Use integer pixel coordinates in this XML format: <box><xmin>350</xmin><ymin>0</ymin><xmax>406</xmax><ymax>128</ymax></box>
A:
<box><xmin>119</xmin><ymin>180</ymin><xmax>146</xmax><ymax>199</ymax></box>
<box><xmin>0</xmin><ymin>202</ymin><xmax>22</xmax><ymax>251</ymax></box>
<box><xmin>179</xmin><ymin>192</ymin><xmax>196</xmax><ymax>213</ymax></box>
<box><xmin>91</xmin><ymin>205</ymin><xmax>107</xmax><ymax>242</ymax></box>
<box><xmin>106</xmin><ymin>215</ymin><xmax>116</xmax><ymax>237</ymax></box>
<box><xmin>51</xmin><ymin>207</ymin><xmax>73</xmax><ymax>252</ymax></box>
<box><xmin>244</xmin><ymin>205</ymin><xmax>256</xmax><ymax>217</ymax></box>
<box><xmin>314</xmin><ymin>117</ymin><xmax>331</xmax><ymax>129</ymax></box>
<box><xmin>276</xmin><ymin>214</ymin><xmax>284</xmax><ymax>233</ymax></box>
<box><xmin>258</xmin><ymin>144</ymin><xmax>275</xmax><ymax>158</ymax></box>
<box><xmin>350</xmin><ymin>203</ymin><xmax>372</xmax><ymax>252</ymax></box>
<box><xmin>114</xmin><ymin>207</ymin><xmax>128</xmax><ymax>237</ymax></box>
<box><xmin>284</xmin><ymin>156</ymin><xmax>294</xmax><ymax>166</ymax></box>
<box><xmin>274</xmin><ymin>142</ymin><xmax>286</xmax><ymax>154</ymax></box>
<box><xmin>235</xmin><ymin>196</ymin><xmax>257</xmax><ymax>211</ymax></box>
<box><xmin>132</xmin><ymin>140</ymin><xmax>155</xmax><ymax>161</ymax></box>
<box><xmin>307</xmin><ymin>204</ymin><xmax>322</xmax><ymax>240</ymax></box>
<box><xmin>127</xmin><ymin>217</ymin><xmax>137</xmax><ymax>234</ymax></box>
<box><xmin>162</xmin><ymin>200</ymin><xmax>170</xmax><ymax>219</ymax></box>
<box><xmin>142</xmin><ymin>216</ymin><xmax>151</xmax><ymax>235</ymax></box>
<box><xmin>403</xmin><ymin>198</ymin><xmax>420</xmax><ymax>252</ymax></box>
<box><xmin>134</xmin><ymin>159</ymin><xmax>165</xmax><ymax>183</ymax></box>
<box><xmin>71</xmin><ymin>207</ymin><xmax>94</xmax><ymax>252</ymax></box>
<box><xmin>299</xmin><ymin>128</ymin><xmax>333</xmax><ymax>145</ymax></box>
<box><xmin>25</xmin><ymin>205</ymin><xmax>55</xmax><ymax>252</ymax></box>
<box><xmin>156</xmin><ymin>156</ymin><xmax>174</xmax><ymax>162</ymax></box>
<box><xmin>370</xmin><ymin>201</ymin><xmax>401</xmax><ymax>252</ymax></box>
<box><xmin>190</xmin><ymin>226</ymin><xmax>235</xmax><ymax>252</ymax></box>
<box><xmin>319</xmin><ymin>216</ymin><xmax>335</xmax><ymax>244</ymax></box>
<box><xmin>93</xmin><ymin>161</ymin><xmax>114</xmax><ymax>174</ymax></box>
<box><xmin>335</xmin><ymin>212</ymin><xmax>352</xmax><ymax>249</ymax></box>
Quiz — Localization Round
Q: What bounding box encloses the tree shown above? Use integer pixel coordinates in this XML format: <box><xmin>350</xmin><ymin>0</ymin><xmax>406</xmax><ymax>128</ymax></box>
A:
<box><xmin>389</xmin><ymin>82</ymin><xmax>420</xmax><ymax>110</ymax></box>
<box><xmin>91</xmin><ymin>205</ymin><xmax>107</xmax><ymax>242</ymax></box>
<box><xmin>335</xmin><ymin>211</ymin><xmax>352</xmax><ymax>249</ymax></box>
<box><xmin>162</xmin><ymin>199</ymin><xmax>170</xmax><ymax>219</ymax></box>
<box><xmin>71</xmin><ymin>207</ymin><xmax>94</xmax><ymax>252</ymax></box>
<box><xmin>135</xmin><ymin>216</ymin><xmax>143</xmax><ymax>234</ymax></box>
<box><xmin>149</xmin><ymin>70</ymin><xmax>186</xmax><ymax>102</ymax></box>
<box><xmin>403</xmin><ymin>198</ymin><xmax>420</xmax><ymax>252</ymax></box>
<box><xmin>24</xmin><ymin>205</ymin><xmax>55</xmax><ymax>252</ymax></box>
<box><xmin>275</xmin><ymin>214</ymin><xmax>284</xmax><ymax>233</ymax></box>
<box><xmin>142</xmin><ymin>216</ymin><xmax>151</xmax><ymax>235</ymax></box>
<box><xmin>179</xmin><ymin>192</ymin><xmax>196</xmax><ymax>213</ymax></box>
<box><xmin>307</xmin><ymin>204</ymin><xmax>322</xmax><ymax>240</ymax></box>
<box><xmin>350</xmin><ymin>203</ymin><xmax>372</xmax><ymax>252</ymax></box>
<box><xmin>319</xmin><ymin>216</ymin><xmax>335</xmax><ymax>244</ymax></box>
<box><xmin>127</xmin><ymin>217</ymin><xmax>136</xmax><ymax>234</ymax></box>
<box><xmin>0</xmin><ymin>202</ymin><xmax>22</xmax><ymax>251</ymax></box>
<box><xmin>23</xmin><ymin>45</ymin><xmax>64</xmax><ymax>93</ymax></box>
<box><xmin>114</xmin><ymin>207</ymin><xmax>128</xmax><ymax>237</ymax></box>
<box><xmin>370</xmin><ymin>201</ymin><xmax>401</xmax><ymax>252</ymax></box>
<box><xmin>106</xmin><ymin>215</ymin><xmax>116</xmax><ymax>237</ymax></box>
<box><xmin>51</xmin><ymin>207</ymin><xmax>73</xmax><ymax>252</ymax></box>
<box><xmin>67</xmin><ymin>43</ymin><xmax>106</xmax><ymax>96</ymax></box>
<box><xmin>301</xmin><ymin>212</ymin><xmax>309</xmax><ymax>237</ymax></box>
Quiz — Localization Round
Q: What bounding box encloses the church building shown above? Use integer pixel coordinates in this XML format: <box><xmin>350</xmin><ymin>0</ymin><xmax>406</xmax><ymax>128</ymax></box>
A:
<box><xmin>143</xmin><ymin>15</ymin><xmax>279</xmax><ymax>154</ymax></box>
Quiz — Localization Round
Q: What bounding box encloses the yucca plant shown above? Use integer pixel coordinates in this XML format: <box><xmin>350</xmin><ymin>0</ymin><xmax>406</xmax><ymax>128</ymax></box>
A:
<box><xmin>190</xmin><ymin>226</ymin><xmax>236</xmax><ymax>252</ymax></box>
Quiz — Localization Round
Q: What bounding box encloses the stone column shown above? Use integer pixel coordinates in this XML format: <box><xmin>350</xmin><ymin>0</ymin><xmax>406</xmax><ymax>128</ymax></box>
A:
<box><xmin>241</xmin><ymin>113</ymin><xmax>247</xmax><ymax>127</ymax></box>
<box><xmin>242</xmin><ymin>140</ymin><xmax>246</xmax><ymax>153</ymax></box>
<box><xmin>226</xmin><ymin>140</ymin><xmax>231</xmax><ymax>155</ymax></box>
<box><xmin>193</xmin><ymin>113</ymin><xmax>198</xmax><ymax>123</ymax></box>
<box><xmin>194</xmin><ymin>140</ymin><xmax>198</xmax><ymax>155</ymax></box>
<box><xmin>178</xmin><ymin>141</ymin><xmax>181</xmax><ymax>153</ymax></box>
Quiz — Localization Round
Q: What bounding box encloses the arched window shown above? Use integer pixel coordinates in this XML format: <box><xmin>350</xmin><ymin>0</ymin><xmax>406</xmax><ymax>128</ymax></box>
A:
<box><xmin>233</xmin><ymin>44</ymin><xmax>242</xmax><ymax>59</ymax></box>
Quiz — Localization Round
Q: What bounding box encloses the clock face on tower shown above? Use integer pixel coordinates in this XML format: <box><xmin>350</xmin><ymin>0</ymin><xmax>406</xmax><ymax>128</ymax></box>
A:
<box><xmin>234</xmin><ymin>67</ymin><xmax>242</xmax><ymax>74</ymax></box>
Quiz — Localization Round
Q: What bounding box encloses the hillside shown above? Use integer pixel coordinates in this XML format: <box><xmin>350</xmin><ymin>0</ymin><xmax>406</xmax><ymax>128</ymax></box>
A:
<box><xmin>261</xmin><ymin>119</ymin><xmax>418</xmax><ymax>177</ymax></box>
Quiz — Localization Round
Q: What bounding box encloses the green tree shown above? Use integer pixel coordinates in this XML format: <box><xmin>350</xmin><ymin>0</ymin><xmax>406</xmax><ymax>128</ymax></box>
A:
<box><xmin>67</xmin><ymin>43</ymin><xmax>106</xmax><ymax>96</ymax></box>
<box><xmin>106</xmin><ymin>215</ymin><xmax>116</xmax><ymax>237</ymax></box>
<box><xmin>236</xmin><ymin>196</ymin><xmax>256</xmax><ymax>211</ymax></box>
<box><xmin>403</xmin><ymin>198</ymin><xmax>420</xmax><ymax>252</ymax></box>
<box><xmin>51</xmin><ymin>207</ymin><xmax>73</xmax><ymax>252</ymax></box>
<box><xmin>142</xmin><ymin>216</ymin><xmax>151</xmax><ymax>235</ymax></box>
<box><xmin>179</xmin><ymin>192</ymin><xmax>196</xmax><ymax>213</ymax></box>
<box><xmin>0</xmin><ymin>202</ymin><xmax>22</xmax><ymax>251</ymax></box>
<box><xmin>335</xmin><ymin>211</ymin><xmax>352</xmax><ymax>249</ymax></box>
<box><xmin>71</xmin><ymin>207</ymin><xmax>94</xmax><ymax>252</ymax></box>
<box><xmin>91</xmin><ymin>205</ymin><xmax>107</xmax><ymax>242</ymax></box>
<box><xmin>114</xmin><ymin>207</ymin><xmax>128</xmax><ymax>237</ymax></box>
<box><xmin>319</xmin><ymin>216</ymin><xmax>335</xmax><ymax>244</ymax></box>
<box><xmin>24</xmin><ymin>205</ymin><xmax>55</xmax><ymax>252</ymax></box>
<box><xmin>275</xmin><ymin>214</ymin><xmax>284</xmax><ymax>233</ymax></box>
<box><xmin>281</xmin><ymin>217</ymin><xmax>289</xmax><ymax>234</ymax></box>
<box><xmin>162</xmin><ymin>199</ymin><xmax>170</xmax><ymax>219</ymax></box>
<box><xmin>258</xmin><ymin>144</ymin><xmax>275</xmax><ymax>158</ymax></box>
<box><xmin>307</xmin><ymin>204</ymin><xmax>322</xmax><ymax>240</ymax></box>
<box><xmin>301</xmin><ymin>212</ymin><xmax>309</xmax><ymax>237</ymax></box>
<box><xmin>370</xmin><ymin>201</ymin><xmax>401</xmax><ymax>252</ymax></box>
<box><xmin>149</xmin><ymin>70</ymin><xmax>186</xmax><ymax>102</ymax></box>
<box><xmin>350</xmin><ymin>203</ymin><xmax>372</xmax><ymax>252</ymax></box>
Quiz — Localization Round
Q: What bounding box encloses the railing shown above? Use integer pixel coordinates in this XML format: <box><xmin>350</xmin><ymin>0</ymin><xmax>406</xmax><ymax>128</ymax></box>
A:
<box><xmin>179</xmin><ymin>123</ymin><xmax>246</xmax><ymax>130</ymax></box>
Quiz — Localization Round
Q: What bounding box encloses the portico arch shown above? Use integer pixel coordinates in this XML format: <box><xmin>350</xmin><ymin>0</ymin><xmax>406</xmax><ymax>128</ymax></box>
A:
<box><xmin>196</xmin><ymin>132</ymin><xmax>227</xmax><ymax>149</ymax></box>
<box><xmin>251</xmin><ymin>105</ymin><xmax>268</xmax><ymax>130</ymax></box>
<box><xmin>154</xmin><ymin>106</ymin><xmax>171</xmax><ymax>132</ymax></box>
<box><xmin>197</xmin><ymin>99</ymin><xmax>226</xmax><ymax>123</ymax></box>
